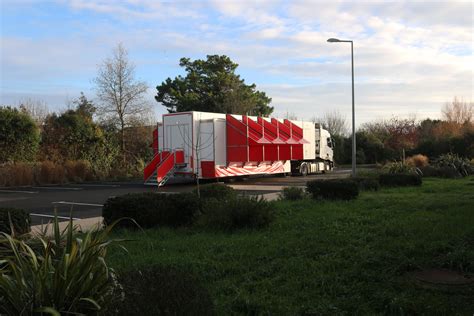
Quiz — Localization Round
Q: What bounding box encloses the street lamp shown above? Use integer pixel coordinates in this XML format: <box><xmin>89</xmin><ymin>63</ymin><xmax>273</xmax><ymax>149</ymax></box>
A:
<box><xmin>327</xmin><ymin>37</ymin><xmax>356</xmax><ymax>177</ymax></box>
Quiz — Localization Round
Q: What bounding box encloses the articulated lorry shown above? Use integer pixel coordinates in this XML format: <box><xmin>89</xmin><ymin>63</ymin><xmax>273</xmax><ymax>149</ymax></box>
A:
<box><xmin>144</xmin><ymin>111</ymin><xmax>334</xmax><ymax>186</ymax></box>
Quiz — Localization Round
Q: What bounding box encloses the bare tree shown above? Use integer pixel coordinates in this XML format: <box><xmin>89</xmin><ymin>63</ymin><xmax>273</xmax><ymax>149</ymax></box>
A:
<box><xmin>94</xmin><ymin>43</ymin><xmax>149</xmax><ymax>156</ymax></box>
<box><xmin>312</xmin><ymin>110</ymin><xmax>348</xmax><ymax>136</ymax></box>
<box><xmin>285</xmin><ymin>111</ymin><xmax>298</xmax><ymax>120</ymax></box>
<box><xmin>18</xmin><ymin>98</ymin><xmax>49</xmax><ymax>125</ymax></box>
<box><xmin>442</xmin><ymin>97</ymin><xmax>473</xmax><ymax>124</ymax></box>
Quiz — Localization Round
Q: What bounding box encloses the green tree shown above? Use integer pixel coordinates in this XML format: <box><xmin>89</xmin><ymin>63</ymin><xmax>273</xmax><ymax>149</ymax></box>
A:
<box><xmin>73</xmin><ymin>92</ymin><xmax>96</xmax><ymax>120</ymax></box>
<box><xmin>41</xmin><ymin>98</ymin><xmax>104</xmax><ymax>162</ymax></box>
<box><xmin>0</xmin><ymin>107</ymin><xmax>40</xmax><ymax>162</ymax></box>
<box><xmin>155</xmin><ymin>55</ymin><xmax>273</xmax><ymax>116</ymax></box>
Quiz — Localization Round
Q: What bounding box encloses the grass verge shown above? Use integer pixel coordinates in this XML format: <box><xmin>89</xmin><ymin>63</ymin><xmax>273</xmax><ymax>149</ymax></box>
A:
<box><xmin>108</xmin><ymin>177</ymin><xmax>474</xmax><ymax>315</ymax></box>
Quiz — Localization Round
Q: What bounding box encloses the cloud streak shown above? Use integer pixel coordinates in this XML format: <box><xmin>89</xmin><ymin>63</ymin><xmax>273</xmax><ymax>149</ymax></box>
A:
<box><xmin>0</xmin><ymin>0</ymin><xmax>472</xmax><ymax>126</ymax></box>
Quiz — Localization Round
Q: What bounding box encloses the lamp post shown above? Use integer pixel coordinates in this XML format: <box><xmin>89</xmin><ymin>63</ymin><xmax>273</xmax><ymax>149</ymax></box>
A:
<box><xmin>327</xmin><ymin>38</ymin><xmax>356</xmax><ymax>177</ymax></box>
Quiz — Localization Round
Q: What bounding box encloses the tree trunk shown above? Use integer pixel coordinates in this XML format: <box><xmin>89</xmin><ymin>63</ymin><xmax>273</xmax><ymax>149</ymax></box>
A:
<box><xmin>120</xmin><ymin>119</ymin><xmax>126</xmax><ymax>163</ymax></box>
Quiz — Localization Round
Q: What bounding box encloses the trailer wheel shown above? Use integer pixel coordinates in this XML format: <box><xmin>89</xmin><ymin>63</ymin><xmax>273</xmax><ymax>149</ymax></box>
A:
<box><xmin>300</xmin><ymin>163</ymin><xmax>308</xmax><ymax>176</ymax></box>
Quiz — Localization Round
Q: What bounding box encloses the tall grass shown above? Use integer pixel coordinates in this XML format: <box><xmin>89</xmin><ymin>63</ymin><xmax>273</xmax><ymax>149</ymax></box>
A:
<box><xmin>0</xmin><ymin>162</ymin><xmax>34</xmax><ymax>186</ymax></box>
<box><xmin>64</xmin><ymin>160</ymin><xmax>92</xmax><ymax>182</ymax></box>
<box><xmin>0</xmin><ymin>160</ymin><xmax>96</xmax><ymax>186</ymax></box>
<box><xmin>406</xmin><ymin>154</ymin><xmax>429</xmax><ymax>167</ymax></box>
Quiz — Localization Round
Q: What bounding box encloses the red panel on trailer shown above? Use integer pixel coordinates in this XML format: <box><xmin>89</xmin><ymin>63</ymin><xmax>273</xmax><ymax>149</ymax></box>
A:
<box><xmin>226</xmin><ymin>114</ymin><xmax>248</xmax><ymax>163</ymax></box>
<box><xmin>257</xmin><ymin>117</ymin><xmax>279</xmax><ymax>161</ymax></box>
<box><xmin>201</xmin><ymin>161</ymin><xmax>216</xmax><ymax>178</ymax></box>
<box><xmin>175</xmin><ymin>149</ymin><xmax>185</xmax><ymax>164</ymax></box>
<box><xmin>270</xmin><ymin>118</ymin><xmax>291</xmax><ymax>160</ymax></box>
<box><xmin>279</xmin><ymin>144</ymin><xmax>291</xmax><ymax>160</ymax></box>
<box><xmin>282</xmin><ymin>119</ymin><xmax>307</xmax><ymax>160</ymax></box>
<box><xmin>248</xmin><ymin>145</ymin><xmax>264</xmax><ymax>162</ymax></box>
<box><xmin>151</xmin><ymin>128</ymin><xmax>159</xmax><ymax>154</ymax></box>
<box><xmin>292</xmin><ymin>145</ymin><xmax>303</xmax><ymax>160</ymax></box>
<box><xmin>284</xmin><ymin>119</ymin><xmax>309</xmax><ymax>144</ymax></box>
<box><xmin>243</xmin><ymin>116</ymin><xmax>268</xmax><ymax>162</ymax></box>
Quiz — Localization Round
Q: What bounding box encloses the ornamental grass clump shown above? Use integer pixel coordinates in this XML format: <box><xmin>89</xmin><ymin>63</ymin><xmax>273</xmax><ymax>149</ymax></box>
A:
<box><xmin>406</xmin><ymin>154</ymin><xmax>429</xmax><ymax>168</ymax></box>
<box><xmin>0</xmin><ymin>216</ymin><xmax>124</xmax><ymax>315</ymax></box>
<box><xmin>383</xmin><ymin>161</ymin><xmax>419</xmax><ymax>175</ymax></box>
<box><xmin>434</xmin><ymin>153</ymin><xmax>472</xmax><ymax>177</ymax></box>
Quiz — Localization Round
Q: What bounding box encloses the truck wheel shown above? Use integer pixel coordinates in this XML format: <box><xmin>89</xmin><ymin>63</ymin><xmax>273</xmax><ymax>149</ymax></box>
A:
<box><xmin>300</xmin><ymin>163</ymin><xmax>308</xmax><ymax>176</ymax></box>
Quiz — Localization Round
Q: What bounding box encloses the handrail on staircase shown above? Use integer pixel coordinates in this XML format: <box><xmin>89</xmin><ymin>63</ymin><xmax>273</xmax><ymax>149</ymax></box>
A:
<box><xmin>144</xmin><ymin>153</ymin><xmax>161</xmax><ymax>182</ymax></box>
<box><xmin>157</xmin><ymin>152</ymin><xmax>175</xmax><ymax>183</ymax></box>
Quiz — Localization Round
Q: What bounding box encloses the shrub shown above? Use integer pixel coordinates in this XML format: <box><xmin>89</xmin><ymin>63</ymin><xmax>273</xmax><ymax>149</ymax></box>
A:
<box><xmin>306</xmin><ymin>179</ymin><xmax>359</xmax><ymax>200</ymax></box>
<box><xmin>195</xmin><ymin>183</ymin><xmax>236</xmax><ymax>201</ymax></box>
<box><xmin>406</xmin><ymin>154</ymin><xmax>429</xmax><ymax>168</ymax></box>
<box><xmin>198</xmin><ymin>196</ymin><xmax>273</xmax><ymax>231</ymax></box>
<box><xmin>0</xmin><ymin>216</ymin><xmax>121</xmax><ymax>315</ymax></box>
<box><xmin>351</xmin><ymin>177</ymin><xmax>380</xmax><ymax>191</ymax></box>
<box><xmin>115</xmin><ymin>266</ymin><xmax>215</xmax><ymax>316</ymax></box>
<box><xmin>383</xmin><ymin>161</ymin><xmax>417</xmax><ymax>175</ymax></box>
<box><xmin>379</xmin><ymin>174</ymin><xmax>422</xmax><ymax>187</ymax></box>
<box><xmin>102</xmin><ymin>192</ymin><xmax>200</xmax><ymax>229</ymax></box>
<box><xmin>0</xmin><ymin>208</ymin><xmax>31</xmax><ymax>235</ymax></box>
<box><xmin>279</xmin><ymin>186</ymin><xmax>305</xmax><ymax>200</ymax></box>
<box><xmin>0</xmin><ymin>107</ymin><xmax>40</xmax><ymax>163</ymax></box>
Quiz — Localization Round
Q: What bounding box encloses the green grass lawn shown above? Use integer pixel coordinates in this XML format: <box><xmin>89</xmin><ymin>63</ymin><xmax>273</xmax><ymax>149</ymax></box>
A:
<box><xmin>108</xmin><ymin>177</ymin><xmax>474</xmax><ymax>315</ymax></box>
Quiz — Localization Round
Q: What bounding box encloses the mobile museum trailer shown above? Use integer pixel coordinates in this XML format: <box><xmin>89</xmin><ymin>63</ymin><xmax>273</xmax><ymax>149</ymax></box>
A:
<box><xmin>144</xmin><ymin>111</ymin><xmax>334</xmax><ymax>186</ymax></box>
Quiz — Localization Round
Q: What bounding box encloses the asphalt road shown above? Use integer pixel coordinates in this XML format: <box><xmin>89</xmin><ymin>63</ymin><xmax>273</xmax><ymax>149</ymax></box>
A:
<box><xmin>0</xmin><ymin>169</ymin><xmax>350</xmax><ymax>225</ymax></box>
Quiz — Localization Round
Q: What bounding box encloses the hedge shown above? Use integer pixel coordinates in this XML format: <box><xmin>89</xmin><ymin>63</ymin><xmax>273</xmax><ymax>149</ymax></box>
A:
<box><xmin>351</xmin><ymin>177</ymin><xmax>380</xmax><ymax>191</ymax></box>
<box><xmin>197</xmin><ymin>195</ymin><xmax>273</xmax><ymax>231</ymax></box>
<box><xmin>103</xmin><ymin>185</ymin><xmax>274</xmax><ymax>231</ymax></box>
<box><xmin>279</xmin><ymin>186</ymin><xmax>306</xmax><ymax>200</ymax></box>
<box><xmin>379</xmin><ymin>174</ymin><xmax>422</xmax><ymax>187</ymax></box>
<box><xmin>0</xmin><ymin>208</ymin><xmax>31</xmax><ymax>235</ymax></box>
<box><xmin>306</xmin><ymin>179</ymin><xmax>359</xmax><ymax>200</ymax></box>
<box><xmin>102</xmin><ymin>192</ymin><xmax>200</xmax><ymax>229</ymax></box>
<box><xmin>195</xmin><ymin>183</ymin><xmax>237</xmax><ymax>201</ymax></box>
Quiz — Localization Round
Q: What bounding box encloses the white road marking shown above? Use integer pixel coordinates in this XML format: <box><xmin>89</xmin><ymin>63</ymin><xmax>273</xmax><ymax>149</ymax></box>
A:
<box><xmin>76</xmin><ymin>184</ymin><xmax>120</xmax><ymax>187</ymax></box>
<box><xmin>30</xmin><ymin>213</ymin><xmax>81</xmax><ymax>220</ymax></box>
<box><xmin>0</xmin><ymin>189</ymin><xmax>38</xmax><ymax>194</ymax></box>
<box><xmin>32</xmin><ymin>186</ymin><xmax>82</xmax><ymax>191</ymax></box>
<box><xmin>52</xmin><ymin>201</ymin><xmax>103</xmax><ymax>207</ymax></box>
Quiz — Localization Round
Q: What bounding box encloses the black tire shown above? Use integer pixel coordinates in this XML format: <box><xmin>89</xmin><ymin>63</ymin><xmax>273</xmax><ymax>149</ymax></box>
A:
<box><xmin>300</xmin><ymin>163</ymin><xmax>308</xmax><ymax>176</ymax></box>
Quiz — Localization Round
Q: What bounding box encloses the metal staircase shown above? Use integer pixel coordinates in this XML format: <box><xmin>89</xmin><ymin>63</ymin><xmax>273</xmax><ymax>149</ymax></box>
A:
<box><xmin>143</xmin><ymin>151</ymin><xmax>176</xmax><ymax>187</ymax></box>
<box><xmin>144</xmin><ymin>170</ymin><xmax>159</xmax><ymax>186</ymax></box>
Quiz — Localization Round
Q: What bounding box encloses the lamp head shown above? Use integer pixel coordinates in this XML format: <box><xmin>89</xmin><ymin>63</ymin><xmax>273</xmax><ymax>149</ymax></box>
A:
<box><xmin>327</xmin><ymin>38</ymin><xmax>341</xmax><ymax>42</ymax></box>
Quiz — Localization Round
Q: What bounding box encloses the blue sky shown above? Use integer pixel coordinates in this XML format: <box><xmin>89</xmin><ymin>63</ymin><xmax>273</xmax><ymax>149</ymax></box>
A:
<box><xmin>1</xmin><ymin>0</ymin><xmax>472</xmax><ymax>125</ymax></box>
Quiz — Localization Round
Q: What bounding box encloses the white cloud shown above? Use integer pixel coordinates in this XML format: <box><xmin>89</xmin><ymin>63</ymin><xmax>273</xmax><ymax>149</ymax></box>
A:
<box><xmin>1</xmin><ymin>0</ymin><xmax>472</xmax><ymax>124</ymax></box>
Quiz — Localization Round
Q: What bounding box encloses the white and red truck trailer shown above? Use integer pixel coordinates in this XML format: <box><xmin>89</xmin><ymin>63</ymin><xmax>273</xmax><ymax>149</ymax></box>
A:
<box><xmin>144</xmin><ymin>111</ymin><xmax>334</xmax><ymax>186</ymax></box>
